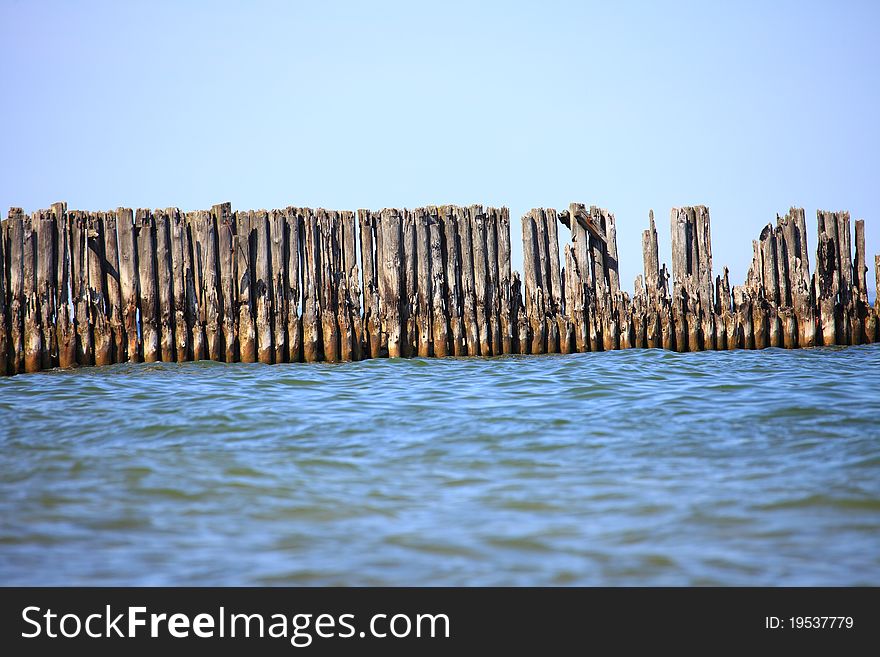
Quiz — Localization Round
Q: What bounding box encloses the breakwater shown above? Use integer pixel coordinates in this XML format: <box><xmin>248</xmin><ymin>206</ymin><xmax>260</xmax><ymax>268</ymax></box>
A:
<box><xmin>0</xmin><ymin>202</ymin><xmax>877</xmax><ymax>374</ymax></box>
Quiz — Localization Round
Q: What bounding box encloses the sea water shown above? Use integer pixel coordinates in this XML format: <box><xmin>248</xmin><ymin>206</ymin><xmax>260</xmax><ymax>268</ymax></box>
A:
<box><xmin>1</xmin><ymin>346</ymin><xmax>878</xmax><ymax>585</ymax></box>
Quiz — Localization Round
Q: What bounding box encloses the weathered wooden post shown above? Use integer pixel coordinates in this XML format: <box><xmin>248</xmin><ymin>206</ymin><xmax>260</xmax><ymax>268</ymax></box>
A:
<box><xmin>103</xmin><ymin>210</ymin><xmax>125</xmax><ymax>363</ymax></box>
<box><xmin>235</xmin><ymin>210</ymin><xmax>256</xmax><ymax>362</ymax></box>
<box><xmin>443</xmin><ymin>206</ymin><xmax>466</xmax><ymax>356</ymax></box>
<box><xmin>0</xmin><ymin>214</ymin><xmax>8</xmax><ymax>375</ymax></box>
<box><xmin>471</xmin><ymin>206</ymin><xmax>491</xmax><ymax>356</ymax></box>
<box><xmin>37</xmin><ymin>210</ymin><xmax>57</xmax><ymax>369</ymax></box>
<box><xmin>214</xmin><ymin>203</ymin><xmax>237</xmax><ymax>362</ymax></box>
<box><xmin>117</xmin><ymin>208</ymin><xmax>140</xmax><ymax>362</ymax></box>
<box><xmin>136</xmin><ymin>210</ymin><xmax>159</xmax><ymax>362</ymax></box>
<box><xmin>458</xmin><ymin>206</ymin><xmax>479</xmax><ymax>357</ymax></box>
<box><xmin>285</xmin><ymin>207</ymin><xmax>303</xmax><ymax>363</ymax></box>
<box><xmin>154</xmin><ymin>210</ymin><xmax>175</xmax><ymax>362</ymax></box>
<box><xmin>427</xmin><ymin>208</ymin><xmax>449</xmax><ymax>358</ymax></box>
<box><xmin>358</xmin><ymin>209</ymin><xmax>381</xmax><ymax>359</ymax></box>
<box><xmin>380</xmin><ymin>208</ymin><xmax>403</xmax><ymax>358</ymax></box>
<box><xmin>169</xmin><ymin>209</ymin><xmax>190</xmax><ymax>361</ymax></box>
<box><xmin>22</xmin><ymin>213</ymin><xmax>42</xmax><ymax>372</ymax></box>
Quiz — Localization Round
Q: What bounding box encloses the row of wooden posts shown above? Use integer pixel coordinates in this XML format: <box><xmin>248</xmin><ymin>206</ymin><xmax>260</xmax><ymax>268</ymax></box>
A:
<box><xmin>0</xmin><ymin>201</ymin><xmax>877</xmax><ymax>374</ymax></box>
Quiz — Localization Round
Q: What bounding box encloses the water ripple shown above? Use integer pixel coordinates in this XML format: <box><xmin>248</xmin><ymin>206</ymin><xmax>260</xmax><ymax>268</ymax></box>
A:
<box><xmin>1</xmin><ymin>345</ymin><xmax>879</xmax><ymax>585</ymax></box>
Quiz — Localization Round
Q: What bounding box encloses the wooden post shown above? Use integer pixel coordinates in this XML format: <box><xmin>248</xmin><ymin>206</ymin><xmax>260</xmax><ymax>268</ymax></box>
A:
<box><xmin>21</xmin><ymin>213</ymin><xmax>42</xmax><ymax>372</ymax></box>
<box><xmin>84</xmin><ymin>212</ymin><xmax>111</xmax><ymax>367</ymax></box>
<box><xmin>868</xmin><ymin>253</ymin><xmax>880</xmax><ymax>343</ymax></box>
<box><xmin>443</xmin><ymin>206</ymin><xmax>466</xmax><ymax>356</ymax></box>
<box><xmin>136</xmin><ymin>210</ymin><xmax>159</xmax><ymax>362</ymax></box>
<box><xmin>185</xmin><ymin>216</ymin><xmax>204</xmax><ymax>361</ymax></box>
<box><xmin>401</xmin><ymin>209</ymin><xmax>417</xmax><ymax>358</ymax></box>
<box><xmin>485</xmin><ymin>208</ymin><xmax>502</xmax><ymax>355</ymax></box>
<box><xmin>36</xmin><ymin>211</ymin><xmax>57</xmax><ymax>369</ymax></box>
<box><xmin>815</xmin><ymin>212</ymin><xmax>839</xmax><ymax>346</ymax></box>
<box><xmin>341</xmin><ymin>210</ymin><xmax>361</xmax><ymax>361</ymax></box>
<box><xmin>642</xmin><ymin>210</ymin><xmax>660</xmax><ymax>349</ymax></box>
<box><xmin>301</xmin><ymin>208</ymin><xmax>321</xmax><ymax>362</ymax></box>
<box><xmin>214</xmin><ymin>203</ymin><xmax>237</xmax><ymax>363</ymax></box>
<box><xmin>522</xmin><ymin>210</ymin><xmax>544</xmax><ymax>354</ymax></box>
<box><xmin>317</xmin><ymin>209</ymin><xmax>340</xmax><ymax>363</ymax></box>
<box><xmin>853</xmin><ymin>219</ymin><xmax>869</xmax><ymax>344</ymax></box>
<box><xmin>458</xmin><ymin>206</ymin><xmax>479</xmax><ymax>357</ymax></box>
<box><xmin>633</xmin><ymin>275</ymin><xmax>647</xmax><ymax>348</ymax></box>
<box><xmin>269</xmin><ymin>208</ymin><xmax>287</xmax><ymax>362</ymax></box>
<box><xmin>358</xmin><ymin>209</ymin><xmax>381</xmax><ymax>359</ymax></box>
<box><xmin>234</xmin><ymin>211</ymin><xmax>255</xmax><ymax>362</ymax></box>
<box><xmin>252</xmin><ymin>210</ymin><xmax>274</xmax><ymax>364</ymax></box>
<box><xmin>169</xmin><ymin>210</ymin><xmax>190</xmax><ymax>361</ymax></box>
<box><xmin>414</xmin><ymin>208</ymin><xmax>432</xmax><ymax>357</ymax></box>
<box><xmin>154</xmin><ymin>210</ymin><xmax>175</xmax><ymax>362</ymax></box>
<box><xmin>51</xmin><ymin>203</ymin><xmax>75</xmax><ymax>368</ymax></box>
<box><xmin>117</xmin><ymin>208</ymin><xmax>140</xmax><ymax>362</ymax></box>
<box><xmin>564</xmin><ymin>244</ymin><xmax>585</xmax><ymax>353</ymax></box>
<box><xmin>544</xmin><ymin>208</ymin><xmax>564</xmax><ymax>354</ymax></box>
<box><xmin>470</xmin><ymin>206</ymin><xmax>491</xmax><ymax>356</ymax></box>
<box><xmin>380</xmin><ymin>208</ymin><xmax>403</xmax><ymax>358</ymax></box>
<box><xmin>427</xmin><ymin>208</ymin><xmax>449</xmax><ymax>358</ymax></box>
<box><xmin>70</xmin><ymin>212</ymin><xmax>93</xmax><ymax>366</ymax></box>
<box><xmin>286</xmin><ymin>207</ymin><xmax>303</xmax><ymax>362</ymax></box>
<box><xmin>0</xmin><ymin>213</ymin><xmax>7</xmax><ymax>375</ymax></box>
<box><xmin>497</xmin><ymin>208</ymin><xmax>514</xmax><ymax>355</ymax></box>
<box><xmin>873</xmin><ymin>254</ymin><xmax>880</xmax><ymax>342</ymax></box>
<box><xmin>511</xmin><ymin>271</ymin><xmax>529</xmax><ymax>353</ymax></box>
<box><xmin>102</xmin><ymin>210</ymin><xmax>125</xmax><ymax>363</ymax></box>
<box><xmin>198</xmin><ymin>210</ymin><xmax>222</xmax><ymax>361</ymax></box>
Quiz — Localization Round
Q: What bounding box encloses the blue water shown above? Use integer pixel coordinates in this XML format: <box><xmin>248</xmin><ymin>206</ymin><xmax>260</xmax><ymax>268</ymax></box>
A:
<box><xmin>1</xmin><ymin>346</ymin><xmax>879</xmax><ymax>585</ymax></box>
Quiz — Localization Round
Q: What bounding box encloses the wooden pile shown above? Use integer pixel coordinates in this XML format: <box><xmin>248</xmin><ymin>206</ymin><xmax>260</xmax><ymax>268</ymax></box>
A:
<box><xmin>0</xmin><ymin>201</ymin><xmax>877</xmax><ymax>374</ymax></box>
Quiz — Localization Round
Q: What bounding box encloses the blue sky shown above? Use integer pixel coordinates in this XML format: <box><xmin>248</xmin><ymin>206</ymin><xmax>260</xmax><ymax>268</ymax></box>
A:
<box><xmin>1</xmin><ymin>1</ymin><xmax>878</xmax><ymax>296</ymax></box>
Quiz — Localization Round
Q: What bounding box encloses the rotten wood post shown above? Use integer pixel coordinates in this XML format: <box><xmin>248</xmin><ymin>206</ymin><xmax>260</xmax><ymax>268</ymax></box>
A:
<box><xmin>318</xmin><ymin>209</ymin><xmax>340</xmax><ymax>363</ymax></box>
<box><xmin>853</xmin><ymin>219</ymin><xmax>870</xmax><ymax>344</ymax></box>
<box><xmin>214</xmin><ymin>203</ymin><xmax>237</xmax><ymax>362</ymax></box>
<box><xmin>154</xmin><ymin>210</ymin><xmax>175</xmax><ymax>362</ymax></box>
<box><xmin>253</xmin><ymin>210</ymin><xmax>274</xmax><ymax>364</ymax></box>
<box><xmin>37</xmin><ymin>210</ymin><xmax>57</xmax><ymax>369</ymax></box>
<box><xmin>358</xmin><ymin>209</ymin><xmax>381</xmax><ymax>359</ymax></box>
<box><xmin>428</xmin><ymin>207</ymin><xmax>449</xmax><ymax>357</ymax></box>
<box><xmin>70</xmin><ymin>212</ymin><xmax>94</xmax><ymax>365</ymax></box>
<box><xmin>458</xmin><ymin>206</ymin><xmax>479</xmax><ymax>357</ymax></box>
<box><xmin>234</xmin><ymin>211</ymin><xmax>255</xmax><ymax>362</ymax></box>
<box><xmin>443</xmin><ymin>206</ymin><xmax>466</xmax><ymax>356</ymax></box>
<box><xmin>199</xmin><ymin>210</ymin><xmax>222</xmax><ymax>361</ymax></box>
<box><xmin>286</xmin><ymin>207</ymin><xmax>303</xmax><ymax>362</ymax></box>
<box><xmin>642</xmin><ymin>210</ymin><xmax>661</xmax><ymax>349</ymax></box>
<box><xmin>301</xmin><ymin>208</ymin><xmax>322</xmax><ymax>362</ymax></box>
<box><xmin>497</xmin><ymin>208</ymin><xmax>514</xmax><ymax>354</ymax></box>
<box><xmin>471</xmin><ymin>205</ymin><xmax>492</xmax><ymax>356</ymax></box>
<box><xmin>117</xmin><ymin>208</ymin><xmax>140</xmax><ymax>362</ymax></box>
<box><xmin>0</xmin><ymin>213</ymin><xmax>8</xmax><ymax>375</ymax></box>
<box><xmin>401</xmin><ymin>209</ymin><xmax>417</xmax><ymax>358</ymax></box>
<box><xmin>52</xmin><ymin>203</ymin><xmax>76</xmax><ymax>368</ymax></box>
<box><xmin>22</xmin><ymin>213</ymin><xmax>42</xmax><ymax>372</ymax></box>
<box><xmin>380</xmin><ymin>208</ymin><xmax>403</xmax><ymax>358</ymax></box>
<box><xmin>185</xmin><ymin>215</ymin><xmax>204</xmax><ymax>361</ymax></box>
<box><xmin>414</xmin><ymin>208</ymin><xmax>433</xmax><ymax>357</ymax></box>
<box><xmin>815</xmin><ymin>211</ymin><xmax>839</xmax><ymax>346</ymax></box>
<box><xmin>84</xmin><ymin>212</ymin><xmax>111</xmax><ymax>367</ymax></box>
<box><xmin>169</xmin><ymin>209</ymin><xmax>190</xmax><ymax>361</ymax></box>
<box><xmin>269</xmin><ymin>208</ymin><xmax>287</xmax><ymax>363</ymax></box>
<box><xmin>136</xmin><ymin>209</ymin><xmax>159</xmax><ymax>362</ymax></box>
<box><xmin>102</xmin><ymin>210</ymin><xmax>125</xmax><ymax>363</ymax></box>
<box><xmin>485</xmin><ymin>207</ymin><xmax>502</xmax><ymax>355</ymax></box>
<box><xmin>522</xmin><ymin>210</ymin><xmax>544</xmax><ymax>354</ymax></box>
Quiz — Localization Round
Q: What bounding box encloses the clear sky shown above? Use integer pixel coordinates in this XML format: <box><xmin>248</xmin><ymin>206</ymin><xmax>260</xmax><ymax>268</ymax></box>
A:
<box><xmin>2</xmin><ymin>0</ymin><xmax>878</xmax><ymax>297</ymax></box>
